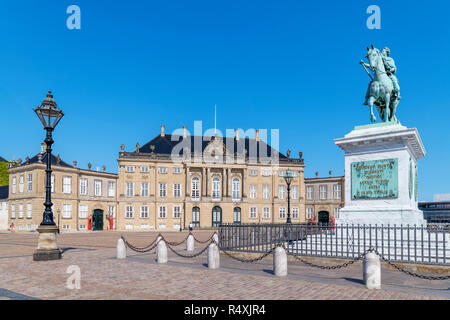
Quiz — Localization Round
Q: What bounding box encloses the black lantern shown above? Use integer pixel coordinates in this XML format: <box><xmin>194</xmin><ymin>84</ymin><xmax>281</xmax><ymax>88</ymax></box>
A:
<box><xmin>283</xmin><ymin>169</ymin><xmax>294</xmax><ymax>224</ymax></box>
<box><xmin>34</xmin><ymin>90</ymin><xmax>64</xmax><ymax>226</ymax></box>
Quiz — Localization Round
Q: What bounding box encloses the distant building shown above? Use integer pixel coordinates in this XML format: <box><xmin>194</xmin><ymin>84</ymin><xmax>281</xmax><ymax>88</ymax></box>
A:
<box><xmin>433</xmin><ymin>194</ymin><xmax>450</xmax><ymax>202</ymax></box>
<box><xmin>0</xmin><ymin>185</ymin><xmax>8</xmax><ymax>230</ymax></box>
<box><xmin>419</xmin><ymin>200</ymin><xmax>450</xmax><ymax>224</ymax></box>
<box><xmin>304</xmin><ymin>171</ymin><xmax>345</xmax><ymax>224</ymax></box>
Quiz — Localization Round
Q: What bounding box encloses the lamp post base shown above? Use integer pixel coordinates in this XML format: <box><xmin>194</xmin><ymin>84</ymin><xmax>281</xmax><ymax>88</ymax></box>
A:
<box><xmin>33</xmin><ymin>225</ymin><xmax>61</xmax><ymax>261</ymax></box>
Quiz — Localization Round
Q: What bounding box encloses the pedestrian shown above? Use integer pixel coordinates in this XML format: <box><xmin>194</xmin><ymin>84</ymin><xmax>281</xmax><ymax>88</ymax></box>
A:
<box><xmin>189</xmin><ymin>222</ymin><xmax>193</xmax><ymax>232</ymax></box>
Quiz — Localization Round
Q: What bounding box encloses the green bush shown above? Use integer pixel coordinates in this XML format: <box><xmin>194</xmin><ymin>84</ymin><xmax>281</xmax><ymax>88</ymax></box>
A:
<box><xmin>0</xmin><ymin>162</ymin><xmax>8</xmax><ymax>186</ymax></box>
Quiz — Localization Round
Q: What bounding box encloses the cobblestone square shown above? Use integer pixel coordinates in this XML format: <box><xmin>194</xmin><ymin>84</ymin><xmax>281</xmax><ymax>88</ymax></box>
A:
<box><xmin>0</xmin><ymin>230</ymin><xmax>449</xmax><ymax>300</ymax></box>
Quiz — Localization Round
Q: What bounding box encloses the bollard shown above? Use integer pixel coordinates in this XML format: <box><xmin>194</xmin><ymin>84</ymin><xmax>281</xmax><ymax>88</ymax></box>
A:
<box><xmin>156</xmin><ymin>239</ymin><xmax>168</xmax><ymax>264</ymax></box>
<box><xmin>117</xmin><ymin>238</ymin><xmax>126</xmax><ymax>259</ymax></box>
<box><xmin>186</xmin><ymin>234</ymin><xmax>195</xmax><ymax>252</ymax></box>
<box><xmin>208</xmin><ymin>242</ymin><xmax>220</xmax><ymax>269</ymax></box>
<box><xmin>273</xmin><ymin>247</ymin><xmax>287</xmax><ymax>276</ymax></box>
<box><xmin>363</xmin><ymin>252</ymin><xmax>381</xmax><ymax>289</ymax></box>
<box><xmin>213</xmin><ymin>233</ymin><xmax>219</xmax><ymax>245</ymax></box>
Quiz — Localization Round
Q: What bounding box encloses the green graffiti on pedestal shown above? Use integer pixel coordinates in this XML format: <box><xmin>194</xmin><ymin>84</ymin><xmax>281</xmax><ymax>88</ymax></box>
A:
<box><xmin>351</xmin><ymin>158</ymin><xmax>398</xmax><ymax>200</ymax></box>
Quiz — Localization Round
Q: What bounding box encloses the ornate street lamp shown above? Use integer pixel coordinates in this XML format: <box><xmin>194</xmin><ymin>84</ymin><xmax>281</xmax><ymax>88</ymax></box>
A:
<box><xmin>33</xmin><ymin>90</ymin><xmax>64</xmax><ymax>261</ymax></box>
<box><xmin>283</xmin><ymin>169</ymin><xmax>294</xmax><ymax>224</ymax></box>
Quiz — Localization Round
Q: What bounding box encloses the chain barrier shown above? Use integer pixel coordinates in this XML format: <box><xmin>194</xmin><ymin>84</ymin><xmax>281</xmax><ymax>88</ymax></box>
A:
<box><xmin>192</xmin><ymin>232</ymin><xmax>216</xmax><ymax>244</ymax></box>
<box><xmin>216</xmin><ymin>241</ymin><xmax>283</xmax><ymax>263</ymax></box>
<box><xmin>371</xmin><ymin>248</ymin><xmax>450</xmax><ymax>281</ymax></box>
<box><xmin>165</xmin><ymin>233</ymin><xmax>193</xmax><ymax>246</ymax></box>
<box><xmin>166</xmin><ymin>240</ymin><xmax>212</xmax><ymax>258</ymax></box>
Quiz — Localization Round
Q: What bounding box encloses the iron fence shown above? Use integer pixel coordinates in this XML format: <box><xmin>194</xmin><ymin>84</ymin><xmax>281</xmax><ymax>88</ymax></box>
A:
<box><xmin>218</xmin><ymin>223</ymin><xmax>450</xmax><ymax>266</ymax></box>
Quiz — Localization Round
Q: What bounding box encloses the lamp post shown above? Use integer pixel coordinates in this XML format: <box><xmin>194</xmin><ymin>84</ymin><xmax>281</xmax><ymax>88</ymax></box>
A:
<box><xmin>33</xmin><ymin>90</ymin><xmax>64</xmax><ymax>261</ymax></box>
<box><xmin>283</xmin><ymin>169</ymin><xmax>294</xmax><ymax>224</ymax></box>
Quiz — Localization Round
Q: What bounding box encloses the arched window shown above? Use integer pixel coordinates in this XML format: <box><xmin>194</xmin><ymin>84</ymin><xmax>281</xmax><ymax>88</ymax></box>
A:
<box><xmin>191</xmin><ymin>177</ymin><xmax>200</xmax><ymax>200</ymax></box>
<box><xmin>232</xmin><ymin>177</ymin><xmax>241</xmax><ymax>200</ymax></box>
<box><xmin>212</xmin><ymin>177</ymin><xmax>221</xmax><ymax>200</ymax></box>
<box><xmin>192</xmin><ymin>207</ymin><xmax>200</xmax><ymax>227</ymax></box>
<box><xmin>233</xmin><ymin>207</ymin><xmax>241</xmax><ymax>224</ymax></box>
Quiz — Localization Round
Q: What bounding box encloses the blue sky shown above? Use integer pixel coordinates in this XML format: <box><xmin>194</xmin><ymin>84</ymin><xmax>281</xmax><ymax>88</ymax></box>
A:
<box><xmin>0</xmin><ymin>0</ymin><xmax>449</xmax><ymax>201</ymax></box>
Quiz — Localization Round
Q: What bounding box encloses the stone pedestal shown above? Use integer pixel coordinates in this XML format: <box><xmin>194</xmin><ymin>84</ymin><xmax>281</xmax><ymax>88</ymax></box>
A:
<box><xmin>33</xmin><ymin>225</ymin><xmax>61</xmax><ymax>261</ymax></box>
<box><xmin>335</xmin><ymin>121</ymin><xmax>427</xmax><ymax>226</ymax></box>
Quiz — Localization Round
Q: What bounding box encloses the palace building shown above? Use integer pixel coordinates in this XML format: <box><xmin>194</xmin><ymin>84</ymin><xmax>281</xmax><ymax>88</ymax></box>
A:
<box><xmin>7</xmin><ymin>144</ymin><xmax>118</xmax><ymax>232</ymax></box>
<box><xmin>116</xmin><ymin>125</ymin><xmax>305</xmax><ymax>231</ymax></box>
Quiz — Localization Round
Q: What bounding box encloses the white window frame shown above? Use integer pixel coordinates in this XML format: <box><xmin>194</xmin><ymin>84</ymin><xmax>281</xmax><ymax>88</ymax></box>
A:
<box><xmin>108</xmin><ymin>206</ymin><xmax>116</xmax><ymax>218</ymax></box>
<box><xmin>125</xmin><ymin>166</ymin><xmax>134</xmax><ymax>173</ymax></box>
<box><xmin>173</xmin><ymin>183</ymin><xmax>181</xmax><ymax>198</ymax></box>
<box><xmin>292</xmin><ymin>186</ymin><xmax>299</xmax><ymax>200</ymax></box>
<box><xmin>140</xmin><ymin>206</ymin><xmax>149</xmax><ymax>218</ymax></box>
<box><xmin>94</xmin><ymin>180</ymin><xmax>102</xmax><ymax>197</ymax></box>
<box><xmin>27</xmin><ymin>203</ymin><xmax>32</xmax><ymax>218</ymax></box>
<box><xmin>159</xmin><ymin>183</ymin><xmax>167</xmax><ymax>198</ymax></box>
<box><xmin>159</xmin><ymin>206</ymin><xmax>166</xmax><ymax>218</ymax></box>
<box><xmin>173</xmin><ymin>206</ymin><xmax>181</xmax><ymax>218</ymax></box>
<box><xmin>249</xmin><ymin>185</ymin><xmax>257</xmax><ymax>199</ymax></box>
<box><xmin>249</xmin><ymin>207</ymin><xmax>257</xmax><ymax>219</ymax></box>
<box><xmin>232</xmin><ymin>177</ymin><xmax>241</xmax><ymax>200</ymax></box>
<box><xmin>306</xmin><ymin>186</ymin><xmax>314</xmax><ymax>200</ymax></box>
<box><xmin>19</xmin><ymin>175</ymin><xmax>24</xmax><ymax>193</ymax></box>
<box><xmin>191</xmin><ymin>177</ymin><xmax>200</xmax><ymax>200</ymax></box>
<box><xmin>263</xmin><ymin>185</ymin><xmax>270</xmax><ymax>199</ymax></box>
<box><xmin>140</xmin><ymin>166</ymin><xmax>149</xmax><ymax>173</ymax></box>
<box><xmin>126</xmin><ymin>182</ymin><xmax>134</xmax><ymax>197</ymax></box>
<box><xmin>159</xmin><ymin>167</ymin><xmax>167</xmax><ymax>174</ymax></box>
<box><xmin>262</xmin><ymin>170</ymin><xmax>270</xmax><ymax>177</ymax></box>
<box><xmin>18</xmin><ymin>203</ymin><xmax>23</xmax><ymax>218</ymax></box>
<box><xmin>212</xmin><ymin>177</ymin><xmax>221</xmax><ymax>200</ymax></box>
<box><xmin>27</xmin><ymin>174</ymin><xmax>32</xmax><ymax>192</ymax></box>
<box><xmin>125</xmin><ymin>206</ymin><xmax>134</xmax><ymax>218</ymax></box>
<box><xmin>173</xmin><ymin>167</ymin><xmax>181</xmax><ymax>174</ymax></box>
<box><xmin>279</xmin><ymin>185</ymin><xmax>286</xmax><ymax>200</ymax></box>
<box><xmin>292</xmin><ymin>207</ymin><xmax>299</xmax><ymax>219</ymax></box>
<box><xmin>79</xmin><ymin>204</ymin><xmax>88</xmax><ymax>219</ymax></box>
<box><xmin>249</xmin><ymin>170</ymin><xmax>257</xmax><ymax>176</ymax></box>
<box><xmin>319</xmin><ymin>185</ymin><xmax>327</xmax><ymax>200</ymax></box>
<box><xmin>12</xmin><ymin>177</ymin><xmax>16</xmax><ymax>194</ymax></box>
<box><xmin>11</xmin><ymin>204</ymin><xmax>15</xmax><ymax>218</ymax></box>
<box><xmin>263</xmin><ymin>207</ymin><xmax>270</xmax><ymax>219</ymax></box>
<box><xmin>279</xmin><ymin>207</ymin><xmax>286</xmax><ymax>219</ymax></box>
<box><xmin>306</xmin><ymin>207</ymin><xmax>314</xmax><ymax>220</ymax></box>
<box><xmin>63</xmin><ymin>176</ymin><xmax>72</xmax><ymax>194</ymax></box>
<box><xmin>334</xmin><ymin>207</ymin><xmax>340</xmax><ymax>219</ymax></box>
<box><xmin>62</xmin><ymin>204</ymin><xmax>72</xmax><ymax>219</ymax></box>
<box><xmin>141</xmin><ymin>182</ymin><xmax>149</xmax><ymax>197</ymax></box>
<box><xmin>108</xmin><ymin>181</ymin><xmax>115</xmax><ymax>197</ymax></box>
<box><xmin>80</xmin><ymin>178</ymin><xmax>87</xmax><ymax>195</ymax></box>
<box><xmin>334</xmin><ymin>184</ymin><xmax>342</xmax><ymax>200</ymax></box>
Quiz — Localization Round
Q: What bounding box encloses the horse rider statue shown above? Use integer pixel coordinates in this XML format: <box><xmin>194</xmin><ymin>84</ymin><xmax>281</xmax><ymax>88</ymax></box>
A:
<box><xmin>361</xmin><ymin>45</ymin><xmax>401</xmax><ymax>123</ymax></box>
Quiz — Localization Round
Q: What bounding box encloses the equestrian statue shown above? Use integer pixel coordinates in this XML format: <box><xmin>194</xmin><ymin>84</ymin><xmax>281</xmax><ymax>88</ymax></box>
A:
<box><xmin>361</xmin><ymin>45</ymin><xmax>401</xmax><ymax>123</ymax></box>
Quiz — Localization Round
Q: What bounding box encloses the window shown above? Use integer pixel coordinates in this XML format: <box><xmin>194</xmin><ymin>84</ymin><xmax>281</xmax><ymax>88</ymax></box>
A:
<box><xmin>18</xmin><ymin>204</ymin><xmax>23</xmax><ymax>218</ymax></box>
<box><xmin>306</xmin><ymin>207</ymin><xmax>314</xmax><ymax>220</ymax></box>
<box><xmin>334</xmin><ymin>184</ymin><xmax>342</xmax><ymax>199</ymax></box>
<box><xmin>141</xmin><ymin>182</ymin><xmax>149</xmax><ymax>197</ymax></box>
<box><xmin>108</xmin><ymin>182</ymin><xmax>115</xmax><ymax>197</ymax></box>
<box><xmin>232</xmin><ymin>177</ymin><xmax>241</xmax><ymax>200</ymax></box>
<box><xmin>94</xmin><ymin>180</ymin><xmax>102</xmax><ymax>196</ymax></box>
<box><xmin>11</xmin><ymin>204</ymin><xmax>15</xmax><ymax>218</ymax></box>
<box><xmin>292</xmin><ymin>186</ymin><xmax>299</xmax><ymax>199</ymax></box>
<box><xmin>63</xmin><ymin>176</ymin><xmax>72</xmax><ymax>194</ymax></box>
<box><xmin>173</xmin><ymin>206</ymin><xmax>181</xmax><ymax>218</ymax></box>
<box><xmin>27</xmin><ymin>174</ymin><xmax>32</xmax><ymax>192</ymax></box>
<box><xmin>233</xmin><ymin>208</ymin><xmax>241</xmax><ymax>224</ymax></box>
<box><xmin>292</xmin><ymin>171</ymin><xmax>299</xmax><ymax>177</ymax></box>
<box><xmin>27</xmin><ymin>203</ymin><xmax>32</xmax><ymax>218</ymax></box>
<box><xmin>125</xmin><ymin>166</ymin><xmax>134</xmax><ymax>173</ymax></box>
<box><xmin>320</xmin><ymin>185</ymin><xmax>327</xmax><ymax>199</ymax></box>
<box><xmin>278</xmin><ymin>185</ymin><xmax>286</xmax><ymax>200</ymax></box>
<box><xmin>62</xmin><ymin>204</ymin><xmax>72</xmax><ymax>218</ymax></box>
<box><xmin>212</xmin><ymin>177</ymin><xmax>221</xmax><ymax>200</ymax></box>
<box><xmin>12</xmin><ymin>177</ymin><xmax>16</xmax><ymax>194</ymax></box>
<box><xmin>191</xmin><ymin>177</ymin><xmax>200</xmax><ymax>200</ymax></box>
<box><xmin>249</xmin><ymin>170</ymin><xmax>257</xmax><ymax>176</ymax></box>
<box><xmin>263</xmin><ymin>207</ymin><xmax>270</xmax><ymax>219</ymax></box>
<box><xmin>263</xmin><ymin>185</ymin><xmax>270</xmax><ymax>199</ymax></box>
<box><xmin>79</xmin><ymin>205</ymin><xmax>88</xmax><ymax>219</ymax></box>
<box><xmin>108</xmin><ymin>206</ymin><xmax>116</xmax><ymax>218</ymax></box>
<box><xmin>173</xmin><ymin>167</ymin><xmax>181</xmax><ymax>174</ymax></box>
<box><xmin>159</xmin><ymin>167</ymin><xmax>167</xmax><ymax>174</ymax></box>
<box><xmin>249</xmin><ymin>185</ymin><xmax>257</xmax><ymax>199</ymax></box>
<box><xmin>279</xmin><ymin>207</ymin><xmax>286</xmax><ymax>219</ymax></box>
<box><xmin>192</xmin><ymin>207</ymin><xmax>200</xmax><ymax>227</ymax></box>
<box><xmin>278</xmin><ymin>170</ymin><xmax>285</xmax><ymax>177</ymax></box>
<box><xmin>51</xmin><ymin>175</ymin><xmax>55</xmax><ymax>193</ymax></box>
<box><xmin>249</xmin><ymin>207</ymin><xmax>257</xmax><ymax>219</ymax></box>
<box><xmin>126</xmin><ymin>182</ymin><xmax>134</xmax><ymax>197</ymax></box>
<box><xmin>159</xmin><ymin>206</ymin><xmax>166</xmax><ymax>218</ymax></box>
<box><xmin>62</xmin><ymin>225</ymin><xmax>70</xmax><ymax>230</ymax></box>
<box><xmin>262</xmin><ymin>170</ymin><xmax>270</xmax><ymax>177</ymax></box>
<box><xmin>140</xmin><ymin>206</ymin><xmax>149</xmax><ymax>218</ymax></box>
<box><xmin>159</xmin><ymin>183</ymin><xmax>167</xmax><ymax>197</ymax></box>
<box><xmin>126</xmin><ymin>206</ymin><xmax>134</xmax><ymax>218</ymax></box>
<box><xmin>140</xmin><ymin>166</ymin><xmax>149</xmax><ymax>173</ymax></box>
<box><xmin>80</xmin><ymin>179</ymin><xmax>87</xmax><ymax>195</ymax></box>
<box><xmin>19</xmin><ymin>175</ymin><xmax>24</xmax><ymax>193</ymax></box>
<box><xmin>306</xmin><ymin>186</ymin><xmax>314</xmax><ymax>200</ymax></box>
<box><xmin>173</xmin><ymin>184</ymin><xmax>181</xmax><ymax>198</ymax></box>
<box><xmin>80</xmin><ymin>224</ymin><xmax>86</xmax><ymax>230</ymax></box>
<box><xmin>292</xmin><ymin>207</ymin><xmax>299</xmax><ymax>219</ymax></box>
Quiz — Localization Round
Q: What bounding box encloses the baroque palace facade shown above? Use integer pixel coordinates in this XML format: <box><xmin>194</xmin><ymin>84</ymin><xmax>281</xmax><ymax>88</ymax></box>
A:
<box><xmin>6</xmin><ymin>125</ymin><xmax>342</xmax><ymax>232</ymax></box>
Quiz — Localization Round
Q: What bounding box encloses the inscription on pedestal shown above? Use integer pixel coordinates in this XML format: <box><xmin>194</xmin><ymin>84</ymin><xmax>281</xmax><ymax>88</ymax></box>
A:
<box><xmin>351</xmin><ymin>158</ymin><xmax>398</xmax><ymax>199</ymax></box>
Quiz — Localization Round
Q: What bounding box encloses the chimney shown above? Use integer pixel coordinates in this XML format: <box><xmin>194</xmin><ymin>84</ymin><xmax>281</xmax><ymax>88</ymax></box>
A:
<box><xmin>329</xmin><ymin>170</ymin><xmax>332</xmax><ymax>177</ymax></box>
<box><xmin>41</xmin><ymin>142</ymin><xmax>46</xmax><ymax>154</ymax></box>
<box><xmin>299</xmin><ymin>152</ymin><xmax>303</xmax><ymax>159</ymax></box>
<box><xmin>73</xmin><ymin>160</ymin><xmax>77</xmax><ymax>167</ymax></box>
<box><xmin>235</xmin><ymin>129</ymin><xmax>239</xmax><ymax>141</ymax></box>
<box><xmin>161</xmin><ymin>125</ymin><xmax>165</xmax><ymax>137</ymax></box>
<box><xmin>315</xmin><ymin>171</ymin><xmax>319</xmax><ymax>178</ymax></box>
<box><xmin>88</xmin><ymin>162</ymin><xmax>92</xmax><ymax>170</ymax></box>
<box><xmin>183</xmin><ymin>126</ymin><xmax>187</xmax><ymax>138</ymax></box>
<box><xmin>255</xmin><ymin>129</ymin><xmax>260</xmax><ymax>142</ymax></box>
